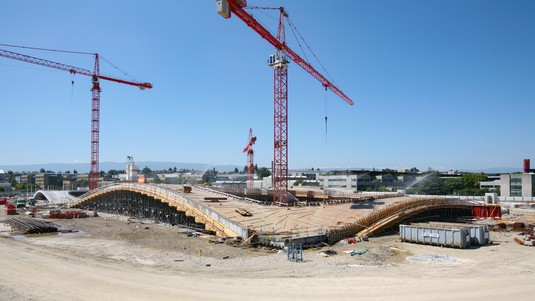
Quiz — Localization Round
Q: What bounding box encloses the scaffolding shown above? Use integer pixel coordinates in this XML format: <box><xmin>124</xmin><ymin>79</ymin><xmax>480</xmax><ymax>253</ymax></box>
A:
<box><xmin>287</xmin><ymin>242</ymin><xmax>303</xmax><ymax>262</ymax></box>
<box><xmin>75</xmin><ymin>191</ymin><xmax>210</xmax><ymax>233</ymax></box>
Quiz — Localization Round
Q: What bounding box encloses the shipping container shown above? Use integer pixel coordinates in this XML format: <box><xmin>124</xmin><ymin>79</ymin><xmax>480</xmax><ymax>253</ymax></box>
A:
<box><xmin>399</xmin><ymin>223</ymin><xmax>471</xmax><ymax>249</ymax></box>
<box><xmin>428</xmin><ymin>222</ymin><xmax>490</xmax><ymax>245</ymax></box>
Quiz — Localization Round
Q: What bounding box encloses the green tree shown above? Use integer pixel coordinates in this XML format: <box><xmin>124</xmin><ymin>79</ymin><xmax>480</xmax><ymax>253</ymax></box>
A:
<box><xmin>78</xmin><ymin>179</ymin><xmax>89</xmax><ymax>188</ymax></box>
<box><xmin>461</xmin><ymin>173</ymin><xmax>487</xmax><ymax>190</ymax></box>
<box><xmin>15</xmin><ymin>182</ymin><xmax>27</xmax><ymax>190</ymax></box>
<box><xmin>40</xmin><ymin>168</ymin><xmax>45</xmax><ymax>173</ymax></box>
<box><xmin>153</xmin><ymin>176</ymin><xmax>162</xmax><ymax>184</ymax></box>
<box><xmin>234</xmin><ymin>167</ymin><xmax>239</xmax><ymax>173</ymax></box>
<box><xmin>107</xmin><ymin>169</ymin><xmax>120</xmax><ymax>176</ymax></box>
<box><xmin>257</xmin><ymin>167</ymin><xmax>271</xmax><ymax>179</ymax></box>
<box><xmin>444</xmin><ymin>178</ymin><xmax>463</xmax><ymax>194</ymax></box>
<box><xmin>415</xmin><ymin>172</ymin><xmax>447</xmax><ymax>195</ymax></box>
<box><xmin>142</xmin><ymin>166</ymin><xmax>152</xmax><ymax>175</ymax></box>
<box><xmin>73</xmin><ymin>169</ymin><xmax>78</xmax><ymax>174</ymax></box>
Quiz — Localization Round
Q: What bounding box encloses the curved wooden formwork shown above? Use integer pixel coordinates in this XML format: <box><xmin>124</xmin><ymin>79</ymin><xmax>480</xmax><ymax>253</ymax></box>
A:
<box><xmin>326</xmin><ymin>198</ymin><xmax>479</xmax><ymax>244</ymax></box>
<box><xmin>70</xmin><ymin>184</ymin><xmax>248</xmax><ymax>239</ymax></box>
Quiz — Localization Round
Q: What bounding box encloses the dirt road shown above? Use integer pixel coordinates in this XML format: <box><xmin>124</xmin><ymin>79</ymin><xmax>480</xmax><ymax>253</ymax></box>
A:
<box><xmin>1</xmin><ymin>216</ymin><xmax>534</xmax><ymax>301</ymax></box>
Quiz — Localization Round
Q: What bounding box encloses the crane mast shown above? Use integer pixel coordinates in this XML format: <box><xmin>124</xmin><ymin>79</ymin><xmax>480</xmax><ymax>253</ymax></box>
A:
<box><xmin>242</xmin><ymin>128</ymin><xmax>257</xmax><ymax>190</ymax></box>
<box><xmin>217</xmin><ymin>0</ymin><xmax>354</xmax><ymax>204</ymax></box>
<box><xmin>0</xmin><ymin>47</ymin><xmax>152</xmax><ymax>190</ymax></box>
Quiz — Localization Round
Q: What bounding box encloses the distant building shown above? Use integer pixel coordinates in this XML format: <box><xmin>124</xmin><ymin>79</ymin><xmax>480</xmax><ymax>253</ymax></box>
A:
<box><xmin>0</xmin><ymin>169</ymin><xmax>6</xmax><ymax>183</ymax></box>
<box><xmin>318</xmin><ymin>170</ymin><xmax>419</xmax><ymax>191</ymax></box>
<box><xmin>500</xmin><ymin>174</ymin><xmax>535</xmax><ymax>197</ymax></box>
<box><xmin>18</xmin><ymin>173</ymin><xmax>36</xmax><ymax>184</ymax></box>
<box><xmin>500</xmin><ymin>159</ymin><xmax>535</xmax><ymax>197</ymax></box>
<box><xmin>126</xmin><ymin>160</ymin><xmax>138</xmax><ymax>182</ymax></box>
<box><xmin>211</xmin><ymin>181</ymin><xmax>246</xmax><ymax>189</ymax></box>
<box><xmin>0</xmin><ymin>183</ymin><xmax>12</xmax><ymax>192</ymax></box>
<box><xmin>35</xmin><ymin>173</ymin><xmax>64</xmax><ymax>190</ymax></box>
<box><xmin>62</xmin><ymin>175</ymin><xmax>78</xmax><ymax>190</ymax></box>
<box><xmin>480</xmin><ymin>175</ymin><xmax>500</xmax><ymax>191</ymax></box>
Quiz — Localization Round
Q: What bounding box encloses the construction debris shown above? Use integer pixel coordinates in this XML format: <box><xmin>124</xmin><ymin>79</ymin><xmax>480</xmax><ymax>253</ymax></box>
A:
<box><xmin>2</xmin><ymin>218</ymin><xmax>58</xmax><ymax>234</ymax></box>
<box><xmin>515</xmin><ymin>234</ymin><xmax>535</xmax><ymax>246</ymax></box>
<box><xmin>342</xmin><ymin>249</ymin><xmax>368</xmax><ymax>256</ymax></box>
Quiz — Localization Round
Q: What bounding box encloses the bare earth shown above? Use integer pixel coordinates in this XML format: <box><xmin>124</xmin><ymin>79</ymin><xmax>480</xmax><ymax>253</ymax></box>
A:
<box><xmin>1</xmin><ymin>212</ymin><xmax>535</xmax><ymax>301</ymax></box>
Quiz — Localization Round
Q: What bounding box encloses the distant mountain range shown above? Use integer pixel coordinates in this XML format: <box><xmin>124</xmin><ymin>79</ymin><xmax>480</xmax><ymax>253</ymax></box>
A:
<box><xmin>0</xmin><ymin>162</ymin><xmax>242</xmax><ymax>173</ymax></box>
<box><xmin>0</xmin><ymin>162</ymin><xmax>521</xmax><ymax>174</ymax></box>
<box><xmin>461</xmin><ymin>167</ymin><xmax>521</xmax><ymax>174</ymax></box>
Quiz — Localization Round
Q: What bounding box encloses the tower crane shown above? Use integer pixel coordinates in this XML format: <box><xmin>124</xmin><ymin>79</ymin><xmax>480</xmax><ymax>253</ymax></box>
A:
<box><xmin>0</xmin><ymin>47</ymin><xmax>152</xmax><ymax>190</ymax></box>
<box><xmin>242</xmin><ymin>128</ymin><xmax>257</xmax><ymax>189</ymax></box>
<box><xmin>216</xmin><ymin>0</ymin><xmax>354</xmax><ymax>204</ymax></box>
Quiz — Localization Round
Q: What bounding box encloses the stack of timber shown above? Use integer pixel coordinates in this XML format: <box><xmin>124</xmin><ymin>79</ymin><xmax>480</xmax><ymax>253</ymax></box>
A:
<box><xmin>3</xmin><ymin>218</ymin><xmax>58</xmax><ymax>234</ymax></box>
<box><xmin>235</xmin><ymin>207</ymin><xmax>252</xmax><ymax>216</ymax></box>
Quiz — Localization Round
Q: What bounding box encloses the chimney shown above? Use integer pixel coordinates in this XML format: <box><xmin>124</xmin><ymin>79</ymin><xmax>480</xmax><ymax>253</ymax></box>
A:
<box><xmin>524</xmin><ymin>159</ymin><xmax>530</xmax><ymax>173</ymax></box>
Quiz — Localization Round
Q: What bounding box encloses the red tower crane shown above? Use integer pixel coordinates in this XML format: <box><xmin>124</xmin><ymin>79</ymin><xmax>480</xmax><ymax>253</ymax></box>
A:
<box><xmin>216</xmin><ymin>0</ymin><xmax>354</xmax><ymax>204</ymax></box>
<box><xmin>242</xmin><ymin>128</ymin><xmax>257</xmax><ymax>189</ymax></box>
<box><xmin>0</xmin><ymin>47</ymin><xmax>152</xmax><ymax>190</ymax></box>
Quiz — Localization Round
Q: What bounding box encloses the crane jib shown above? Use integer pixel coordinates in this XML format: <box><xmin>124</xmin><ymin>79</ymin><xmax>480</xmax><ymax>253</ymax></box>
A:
<box><xmin>0</xmin><ymin>48</ymin><xmax>153</xmax><ymax>90</ymax></box>
<box><xmin>227</xmin><ymin>2</ymin><xmax>354</xmax><ymax>106</ymax></box>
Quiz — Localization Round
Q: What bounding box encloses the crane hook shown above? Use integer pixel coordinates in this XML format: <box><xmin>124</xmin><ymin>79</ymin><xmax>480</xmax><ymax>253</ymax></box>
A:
<box><xmin>70</xmin><ymin>73</ymin><xmax>75</xmax><ymax>102</ymax></box>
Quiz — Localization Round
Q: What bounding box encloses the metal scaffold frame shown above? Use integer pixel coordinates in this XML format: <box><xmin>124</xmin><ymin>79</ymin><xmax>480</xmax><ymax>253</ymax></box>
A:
<box><xmin>76</xmin><ymin>191</ymin><xmax>209</xmax><ymax>232</ymax></box>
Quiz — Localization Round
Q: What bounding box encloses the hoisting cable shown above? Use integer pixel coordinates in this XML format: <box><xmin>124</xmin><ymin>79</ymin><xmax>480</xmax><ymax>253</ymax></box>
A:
<box><xmin>324</xmin><ymin>86</ymin><xmax>328</xmax><ymax>143</ymax></box>
<box><xmin>286</xmin><ymin>17</ymin><xmax>311</xmax><ymax>65</ymax></box>
<box><xmin>70</xmin><ymin>73</ymin><xmax>75</xmax><ymax>101</ymax></box>
<box><xmin>286</xmin><ymin>18</ymin><xmax>337</xmax><ymax>86</ymax></box>
<box><xmin>100</xmin><ymin>55</ymin><xmax>138</xmax><ymax>82</ymax></box>
<box><xmin>0</xmin><ymin>43</ymin><xmax>94</xmax><ymax>55</ymax></box>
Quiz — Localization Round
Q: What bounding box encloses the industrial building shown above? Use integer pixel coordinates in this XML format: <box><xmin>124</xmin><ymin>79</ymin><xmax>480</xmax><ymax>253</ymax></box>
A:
<box><xmin>35</xmin><ymin>173</ymin><xmax>64</xmax><ymax>190</ymax></box>
<box><xmin>500</xmin><ymin>159</ymin><xmax>535</xmax><ymax>198</ymax></box>
<box><xmin>318</xmin><ymin>170</ymin><xmax>420</xmax><ymax>191</ymax></box>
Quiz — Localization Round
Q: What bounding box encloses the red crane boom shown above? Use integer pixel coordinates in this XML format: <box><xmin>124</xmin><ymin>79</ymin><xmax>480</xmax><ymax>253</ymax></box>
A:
<box><xmin>0</xmin><ymin>48</ymin><xmax>152</xmax><ymax>89</ymax></box>
<box><xmin>220</xmin><ymin>1</ymin><xmax>353</xmax><ymax>106</ymax></box>
<box><xmin>0</xmin><ymin>47</ymin><xmax>152</xmax><ymax>190</ymax></box>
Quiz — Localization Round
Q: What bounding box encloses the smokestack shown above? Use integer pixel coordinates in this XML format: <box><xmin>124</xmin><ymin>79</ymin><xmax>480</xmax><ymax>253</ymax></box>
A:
<box><xmin>524</xmin><ymin>159</ymin><xmax>530</xmax><ymax>173</ymax></box>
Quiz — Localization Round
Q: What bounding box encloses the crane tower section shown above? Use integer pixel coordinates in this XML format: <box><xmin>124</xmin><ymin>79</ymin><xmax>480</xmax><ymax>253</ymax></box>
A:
<box><xmin>217</xmin><ymin>0</ymin><xmax>354</xmax><ymax>205</ymax></box>
<box><xmin>243</xmin><ymin>128</ymin><xmax>257</xmax><ymax>190</ymax></box>
<box><xmin>0</xmin><ymin>47</ymin><xmax>152</xmax><ymax>191</ymax></box>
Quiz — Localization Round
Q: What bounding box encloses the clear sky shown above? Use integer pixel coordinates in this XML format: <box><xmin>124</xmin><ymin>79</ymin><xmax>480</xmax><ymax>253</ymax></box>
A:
<box><xmin>1</xmin><ymin>0</ymin><xmax>534</xmax><ymax>172</ymax></box>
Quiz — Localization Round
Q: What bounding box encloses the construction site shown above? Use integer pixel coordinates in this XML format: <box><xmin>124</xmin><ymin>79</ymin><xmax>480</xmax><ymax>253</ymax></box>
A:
<box><xmin>2</xmin><ymin>0</ymin><xmax>535</xmax><ymax>300</ymax></box>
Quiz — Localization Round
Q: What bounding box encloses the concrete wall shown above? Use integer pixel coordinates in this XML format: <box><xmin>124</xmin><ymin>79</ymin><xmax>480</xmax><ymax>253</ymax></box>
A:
<box><xmin>500</xmin><ymin>174</ymin><xmax>511</xmax><ymax>197</ymax></box>
<box><xmin>522</xmin><ymin>174</ymin><xmax>534</xmax><ymax>197</ymax></box>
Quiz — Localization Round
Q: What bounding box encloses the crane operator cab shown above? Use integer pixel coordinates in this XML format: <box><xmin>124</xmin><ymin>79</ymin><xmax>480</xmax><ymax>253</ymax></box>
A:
<box><xmin>268</xmin><ymin>52</ymin><xmax>289</xmax><ymax>69</ymax></box>
<box><xmin>91</xmin><ymin>76</ymin><xmax>99</xmax><ymax>84</ymax></box>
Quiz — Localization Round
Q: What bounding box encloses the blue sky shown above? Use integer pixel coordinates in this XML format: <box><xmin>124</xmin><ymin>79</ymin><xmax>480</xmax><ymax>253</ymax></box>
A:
<box><xmin>1</xmin><ymin>0</ymin><xmax>534</xmax><ymax>172</ymax></box>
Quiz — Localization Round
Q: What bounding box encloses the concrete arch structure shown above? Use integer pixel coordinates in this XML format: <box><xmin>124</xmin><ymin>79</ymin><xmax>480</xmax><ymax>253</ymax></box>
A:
<box><xmin>33</xmin><ymin>190</ymin><xmax>87</xmax><ymax>204</ymax></box>
<box><xmin>70</xmin><ymin>184</ymin><xmax>249</xmax><ymax>239</ymax></box>
<box><xmin>326</xmin><ymin>198</ymin><xmax>488</xmax><ymax>243</ymax></box>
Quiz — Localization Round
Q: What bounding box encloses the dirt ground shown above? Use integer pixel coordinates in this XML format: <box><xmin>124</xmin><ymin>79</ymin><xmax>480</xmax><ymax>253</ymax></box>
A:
<box><xmin>1</xmin><ymin>210</ymin><xmax>535</xmax><ymax>301</ymax></box>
